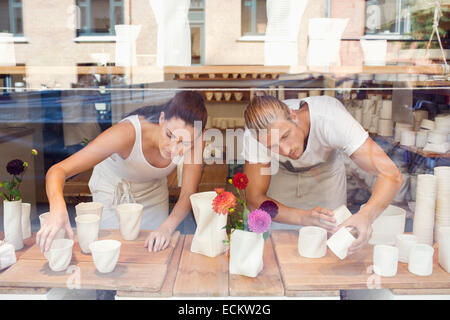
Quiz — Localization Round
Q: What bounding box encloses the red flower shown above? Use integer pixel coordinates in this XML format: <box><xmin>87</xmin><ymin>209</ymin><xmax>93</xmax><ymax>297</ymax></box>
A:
<box><xmin>212</xmin><ymin>191</ymin><xmax>236</xmax><ymax>215</ymax></box>
<box><xmin>232</xmin><ymin>172</ymin><xmax>248</xmax><ymax>190</ymax></box>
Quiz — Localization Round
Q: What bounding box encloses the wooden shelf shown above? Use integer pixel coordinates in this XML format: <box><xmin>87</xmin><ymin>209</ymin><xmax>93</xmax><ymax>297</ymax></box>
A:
<box><xmin>377</xmin><ymin>135</ymin><xmax>450</xmax><ymax>158</ymax></box>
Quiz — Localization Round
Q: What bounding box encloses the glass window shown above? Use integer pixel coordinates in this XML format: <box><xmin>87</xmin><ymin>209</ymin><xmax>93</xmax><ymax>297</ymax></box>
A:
<box><xmin>241</xmin><ymin>0</ymin><xmax>267</xmax><ymax>36</ymax></box>
<box><xmin>0</xmin><ymin>0</ymin><xmax>23</xmax><ymax>35</ymax></box>
<box><xmin>76</xmin><ymin>0</ymin><xmax>124</xmax><ymax>36</ymax></box>
<box><xmin>365</xmin><ymin>0</ymin><xmax>411</xmax><ymax>36</ymax></box>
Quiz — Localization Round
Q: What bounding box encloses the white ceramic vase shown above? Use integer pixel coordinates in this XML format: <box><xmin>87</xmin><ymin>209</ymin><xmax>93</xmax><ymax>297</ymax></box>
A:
<box><xmin>327</xmin><ymin>227</ymin><xmax>356</xmax><ymax>260</ymax></box>
<box><xmin>408</xmin><ymin>244</ymin><xmax>434</xmax><ymax>276</ymax></box>
<box><xmin>75</xmin><ymin>202</ymin><xmax>104</xmax><ymax>218</ymax></box>
<box><xmin>373</xmin><ymin>245</ymin><xmax>399</xmax><ymax>277</ymax></box>
<box><xmin>75</xmin><ymin>214</ymin><xmax>100</xmax><ymax>254</ymax></box>
<box><xmin>89</xmin><ymin>239</ymin><xmax>121</xmax><ymax>273</ymax></box>
<box><xmin>44</xmin><ymin>239</ymin><xmax>74</xmax><ymax>272</ymax></box>
<box><xmin>3</xmin><ymin>200</ymin><xmax>24</xmax><ymax>250</ymax></box>
<box><xmin>190</xmin><ymin>192</ymin><xmax>228</xmax><ymax>258</ymax></box>
<box><xmin>116</xmin><ymin>203</ymin><xmax>143</xmax><ymax>241</ymax></box>
<box><xmin>298</xmin><ymin>226</ymin><xmax>327</xmax><ymax>258</ymax></box>
<box><xmin>229</xmin><ymin>229</ymin><xmax>264</xmax><ymax>278</ymax></box>
<box><xmin>21</xmin><ymin>203</ymin><xmax>31</xmax><ymax>239</ymax></box>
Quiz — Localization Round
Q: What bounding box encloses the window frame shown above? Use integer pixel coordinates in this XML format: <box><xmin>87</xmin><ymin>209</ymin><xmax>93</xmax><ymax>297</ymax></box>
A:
<box><xmin>3</xmin><ymin>0</ymin><xmax>24</xmax><ymax>36</ymax></box>
<box><xmin>76</xmin><ymin>0</ymin><xmax>124</xmax><ymax>36</ymax></box>
<box><xmin>364</xmin><ymin>0</ymin><xmax>411</xmax><ymax>38</ymax></box>
<box><xmin>241</xmin><ymin>0</ymin><xmax>267</xmax><ymax>37</ymax></box>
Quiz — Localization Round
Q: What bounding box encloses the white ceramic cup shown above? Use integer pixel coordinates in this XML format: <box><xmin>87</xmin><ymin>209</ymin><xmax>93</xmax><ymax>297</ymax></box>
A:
<box><xmin>408</xmin><ymin>244</ymin><xmax>434</xmax><ymax>276</ymax></box>
<box><xmin>44</xmin><ymin>239</ymin><xmax>74</xmax><ymax>272</ymax></box>
<box><xmin>39</xmin><ymin>212</ymin><xmax>67</xmax><ymax>239</ymax></box>
<box><xmin>373</xmin><ymin>245</ymin><xmax>399</xmax><ymax>277</ymax></box>
<box><xmin>116</xmin><ymin>203</ymin><xmax>143</xmax><ymax>241</ymax></box>
<box><xmin>327</xmin><ymin>227</ymin><xmax>356</xmax><ymax>260</ymax></box>
<box><xmin>75</xmin><ymin>214</ymin><xmax>100</xmax><ymax>254</ymax></box>
<box><xmin>89</xmin><ymin>240</ymin><xmax>121</xmax><ymax>273</ymax></box>
<box><xmin>298</xmin><ymin>226</ymin><xmax>327</xmax><ymax>258</ymax></box>
<box><xmin>75</xmin><ymin>202</ymin><xmax>104</xmax><ymax>218</ymax></box>
<box><xmin>396</xmin><ymin>234</ymin><xmax>418</xmax><ymax>263</ymax></box>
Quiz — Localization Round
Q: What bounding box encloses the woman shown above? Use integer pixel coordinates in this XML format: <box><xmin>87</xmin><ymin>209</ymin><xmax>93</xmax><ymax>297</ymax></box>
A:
<box><xmin>37</xmin><ymin>91</ymin><xmax>207</xmax><ymax>253</ymax></box>
<box><xmin>243</xmin><ymin>95</ymin><xmax>403</xmax><ymax>255</ymax></box>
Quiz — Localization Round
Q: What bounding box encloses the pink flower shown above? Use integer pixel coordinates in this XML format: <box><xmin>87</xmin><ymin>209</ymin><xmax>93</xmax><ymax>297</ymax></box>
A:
<box><xmin>212</xmin><ymin>191</ymin><xmax>236</xmax><ymax>215</ymax></box>
<box><xmin>248</xmin><ymin>209</ymin><xmax>271</xmax><ymax>233</ymax></box>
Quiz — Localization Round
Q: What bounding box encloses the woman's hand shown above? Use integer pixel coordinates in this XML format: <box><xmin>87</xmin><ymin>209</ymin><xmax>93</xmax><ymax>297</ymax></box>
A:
<box><xmin>334</xmin><ymin>212</ymin><xmax>373</xmax><ymax>255</ymax></box>
<box><xmin>302</xmin><ymin>206</ymin><xmax>336</xmax><ymax>232</ymax></box>
<box><xmin>36</xmin><ymin>208</ymin><xmax>73</xmax><ymax>253</ymax></box>
<box><xmin>145</xmin><ymin>227</ymin><xmax>172</xmax><ymax>252</ymax></box>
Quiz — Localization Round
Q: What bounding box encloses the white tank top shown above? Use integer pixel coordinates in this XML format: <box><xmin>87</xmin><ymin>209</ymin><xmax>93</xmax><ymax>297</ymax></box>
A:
<box><xmin>96</xmin><ymin>115</ymin><xmax>178</xmax><ymax>183</ymax></box>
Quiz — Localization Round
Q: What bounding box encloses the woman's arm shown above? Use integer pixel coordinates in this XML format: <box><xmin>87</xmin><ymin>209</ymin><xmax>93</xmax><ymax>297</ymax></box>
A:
<box><xmin>244</xmin><ymin>161</ymin><xmax>336</xmax><ymax>230</ymax></box>
<box><xmin>37</xmin><ymin>121</ymin><xmax>135</xmax><ymax>252</ymax></box>
<box><xmin>145</xmin><ymin>140</ymin><xmax>204</xmax><ymax>252</ymax></box>
<box><xmin>338</xmin><ymin>137</ymin><xmax>403</xmax><ymax>254</ymax></box>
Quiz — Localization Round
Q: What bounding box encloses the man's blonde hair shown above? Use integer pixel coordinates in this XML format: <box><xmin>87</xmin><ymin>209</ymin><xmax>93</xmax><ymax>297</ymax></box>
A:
<box><xmin>244</xmin><ymin>95</ymin><xmax>291</xmax><ymax>130</ymax></box>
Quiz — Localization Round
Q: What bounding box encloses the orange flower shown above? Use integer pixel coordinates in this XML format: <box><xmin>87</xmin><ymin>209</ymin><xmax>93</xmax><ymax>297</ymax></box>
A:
<box><xmin>212</xmin><ymin>191</ymin><xmax>236</xmax><ymax>215</ymax></box>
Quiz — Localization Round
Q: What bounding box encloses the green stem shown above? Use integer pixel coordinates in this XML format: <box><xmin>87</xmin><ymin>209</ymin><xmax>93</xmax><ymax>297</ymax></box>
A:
<box><xmin>0</xmin><ymin>191</ymin><xmax>9</xmax><ymax>201</ymax></box>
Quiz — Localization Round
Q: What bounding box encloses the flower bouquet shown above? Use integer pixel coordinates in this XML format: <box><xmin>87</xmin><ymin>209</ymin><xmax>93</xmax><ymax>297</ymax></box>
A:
<box><xmin>1</xmin><ymin>149</ymin><xmax>38</xmax><ymax>250</ymax></box>
<box><xmin>212</xmin><ymin>172</ymin><xmax>278</xmax><ymax>278</ymax></box>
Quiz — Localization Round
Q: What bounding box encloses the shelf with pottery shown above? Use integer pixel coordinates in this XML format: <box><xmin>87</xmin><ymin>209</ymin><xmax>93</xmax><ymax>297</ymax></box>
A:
<box><xmin>377</xmin><ymin>135</ymin><xmax>450</xmax><ymax>158</ymax></box>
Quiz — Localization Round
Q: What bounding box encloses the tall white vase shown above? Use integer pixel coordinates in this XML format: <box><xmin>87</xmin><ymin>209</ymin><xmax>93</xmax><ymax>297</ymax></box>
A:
<box><xmin>21</xmin><ymin>203</ymin><xmax>31</xmax><ymax>239</ymax></box>
<box><xmin>229</xmin><ymin>229</ymin><xmax>264</xmax><ymax>278</ymax></box>
<box><xmin>190</xmin><ymin>192</ymin><xmax>228</xmax><ymax>258</ymax></box>
<box><xmin>3</xmin><ymin>200</ymin><xmax>24</xmax><ymax>250</ymax></box>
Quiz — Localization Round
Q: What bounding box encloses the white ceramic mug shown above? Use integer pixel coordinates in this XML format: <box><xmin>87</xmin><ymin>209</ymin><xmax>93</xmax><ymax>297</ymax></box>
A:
<box><xmin>44</xmin><ymin>239</ymin><xmax>74</xmax><ymax>272</ymax></box>
<box><xmin>89</xmin><ymin>240</ymin><xmax>121</xmax><ymax>273</ymax></box>
<box><xmin>298</xmin><ymin>226</ymin><xmax>327</xmax><ymax>258</ymax></box>
<box><xmin>327</xmin><ymin>227</ymin><xmax>355</xmax><ymax>260</ymax></box>
<box><xmin>408</xmin><ymin>244</ymin><xmax>434</xmax><ymax>276</ymax></box>
<box><xmin>396</xmin><ymin>234</ymin><xmax>418</xmax><ymax>263</ymax></box>
<box><xmin>373</xmin><ymin>245</ymin><xmax>399</xmax><ymax>277</ymax></box>
<box><xmin>75</xmin><ymin>214</ymin><xmax>100</xmax><ymax>254</ymax></box>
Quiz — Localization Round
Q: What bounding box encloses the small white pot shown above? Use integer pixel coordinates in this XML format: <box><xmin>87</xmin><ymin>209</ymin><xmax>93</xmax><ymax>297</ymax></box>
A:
<box><xmin>75</xmin><ymin>214</ymin><xmax>100</xmax><ymax>254</ymax></box>
<box><xmin>0</xmin><ymin>243</ymin><xmax>16</xmax><ymax>270</ymax></box>
<box><xmin>327</xmin><ymin>227</ymin><xmax>355</xmax><ymax>260</ymax></box>
<box><xmin>190</xmin><ymin>192</ymin><xmax>228</xmax><ymax>258</ymax></box>
<box><xmin>3</xmin><ymin>200</ymin><xmax>24</xmax><ymax>250</ymax></box>
<box><xmin>396</xmin><ymin>234</ymin><xmax>418</xmax><ymax>263</ymax></box>
<box><xmin>408</xmin><ymin>244</ymin><xmax>434</xmax><ymax>276</ymax></box>
<box><xmin>89</xmin><ymin>239</ymin><xmax>121</xmax><ymax>273</ymax></box>
<box><xmin>298</xmin><ymin>226</ymin><xmax>327</xmax><ymax>258</ymax></box>
<box><xmin>44</xmin><ymin>239</ymin><xmax>74</xmax><ymax>272</ymax></box>
<box><xmin>116</xmin><ymin>203</ymin><xmax>143</xmax><ymax>241</ymax></box>
<box><xmin>75</xmin><ymin>202</ymin><xmax>104</xmax><ymax>218</ymax></box>
<box><xmin>373</xmin><ymin>245</ymin><xmax>399</xmax><ymax>277</ymax></box>
<box><xmin>39</xmin><ymin>212</ymin><xmax>66</xmax><ymax>240</ymax></box>
<box><xmin>21</xmin><ymin>203</ymin><xmax>31</xmax><ymax>239</ymax></box>
<box><xmin>229</xmin><ymin>229</ymin><xmax>264</xmax><ymax>278</ymax></box>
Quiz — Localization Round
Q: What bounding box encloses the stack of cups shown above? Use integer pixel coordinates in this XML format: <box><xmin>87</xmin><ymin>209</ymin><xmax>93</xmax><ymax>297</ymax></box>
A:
<box><xmin>438</xmin><ymin>227</ymin><xmax>450</xmax><ymax>273</ymax></box>
<box><xmin>420</xmin><ymin>119</ymin><xmax>435</xmax><ymax>131</ymax></box>
<box><xmin>394</xmin><ymin>122</ymin><xmax>413</xmax><ymax>142</ymax></box>
<box><xmin>434</xmin><ymin>115</ymin><xmax>450</xmax><ymax>134</ymax></box>
<box><xmin>412</xmin><ymin>174</ymin><xmax>437</xmax><ymax>246</ymax></box>
<box><xmin>434</xmin><ymin>166</ymin><xmax>450</xmax><ymax>243</ymax></box>
<box><xmin>377</xmin><ymin>100</ymin><xmax>394</xmax><ymax>136</ymax></box>
<box><xmin>400</xmin><ymin>130</ymin><xmax>416</xmax><ymax>146</ymax></box>
<box><xmin>416</xmin><ymin>131</ymin><xmax>428</xmax><ymax>148</ymax></box>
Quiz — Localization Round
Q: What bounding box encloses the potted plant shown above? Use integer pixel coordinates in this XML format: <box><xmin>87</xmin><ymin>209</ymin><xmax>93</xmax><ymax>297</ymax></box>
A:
<box><xmin>212</xmin><ymin>173</ymin><xmax>278</xmax><ymax>278</ymax></box>
<box><xmin>1</xmin><ymin>149</ymin><xmax>38</xmax><ymax>250</ymax></box>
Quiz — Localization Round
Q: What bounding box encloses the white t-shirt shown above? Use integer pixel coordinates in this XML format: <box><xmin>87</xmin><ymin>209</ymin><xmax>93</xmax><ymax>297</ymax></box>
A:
<box><xmin>242</xmin><ymin>95</ymin><xmax>369</xmax><ymax>168</ymax></box>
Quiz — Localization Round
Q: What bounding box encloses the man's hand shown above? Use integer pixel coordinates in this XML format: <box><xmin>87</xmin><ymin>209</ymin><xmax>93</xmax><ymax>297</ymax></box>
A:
<box><xmin>302</xmin><ymin>207</ymin><xmax>336</xmax><ymax>232</ymax></box>
<box><xmin>334</xmin><ymin>212</ymin><xmax>373</xmax><ymax>255</ymax></box>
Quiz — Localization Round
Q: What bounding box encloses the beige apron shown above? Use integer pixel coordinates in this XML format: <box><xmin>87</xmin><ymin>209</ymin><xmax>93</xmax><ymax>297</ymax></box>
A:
<box><xmin>267</xmin><ymin>151</ymin><xmax>347</xmax><ymax>230</ymax></box>
<box><xmin>88</xmin><ymin>163</ymin><xmax>169</xmax><ymax>230</ymax></box>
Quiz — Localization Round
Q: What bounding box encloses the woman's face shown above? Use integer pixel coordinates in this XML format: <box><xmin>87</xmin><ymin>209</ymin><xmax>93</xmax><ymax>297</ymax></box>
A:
<box><xmin>258</xmin><ymin>118</ymin><xmax>306</xmax><ymax>160</ymax></box>
<box><xmin>158</xmin><ymin>113</ymin><xmax>197</xmax><ymax>160</ymax></box>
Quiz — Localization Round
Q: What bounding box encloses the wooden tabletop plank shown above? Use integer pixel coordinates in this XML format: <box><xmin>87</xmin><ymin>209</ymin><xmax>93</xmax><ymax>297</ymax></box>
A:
<box><xmin>229</xmin><ymin>237</ymin><xmax>284</xmax><ymax>297</ymax></box>
<box><xmin>116</xmin><ymin>235</ymin><xmax>186</xmax><ymax>298</ymax></box>
<box><xmin>272</xmin><ymin>230</ymin><xmax>450</xmax><ymax>291</ymax></box>
<box><xmin>173</xmin><ymin>235</ymin><xmax>229</xmax><ymax>297</ymax></box>
<box><xmin>0</xmin><ymin>259</ymin><xmax>167</xmax><ymax>292</ymax></box>
<box><xmin>20</xmin><ymin>230</ymin><xmax>180</xmax><ymax>265</ymax></box>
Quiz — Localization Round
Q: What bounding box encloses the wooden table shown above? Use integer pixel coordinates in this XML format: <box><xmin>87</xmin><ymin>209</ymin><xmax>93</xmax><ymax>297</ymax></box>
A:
<box><xmin>1</xmin><ymin>230</ymin><xmax>449</xmax><ymax>299</ymax></box>
<box><xmin>0</xmin><ymin>230</ymin><xmax>181</xmax><ymax>294</ymax></box>
<box><xmin>272</xmin><ymin>230</ymin><xmax>450</xmax><ymax>293</ymax></box>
